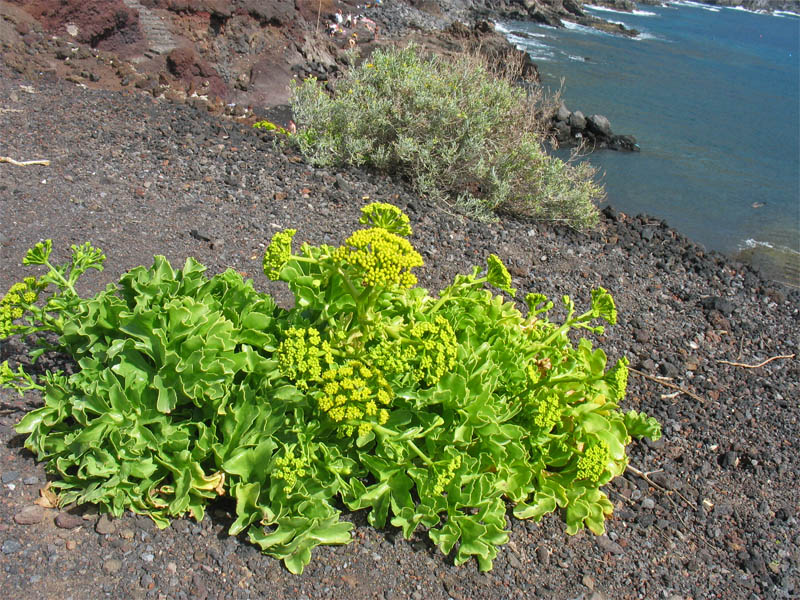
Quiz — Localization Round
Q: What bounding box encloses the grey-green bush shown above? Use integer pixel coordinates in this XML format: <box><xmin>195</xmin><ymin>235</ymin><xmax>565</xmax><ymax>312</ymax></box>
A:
<box><xmin>290</xmin><ymin>45</ymin><xmax>604</xmax><ymax>228</ymax></box>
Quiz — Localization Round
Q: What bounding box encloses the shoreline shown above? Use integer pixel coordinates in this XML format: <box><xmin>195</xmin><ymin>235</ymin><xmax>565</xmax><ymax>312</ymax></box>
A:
<box><xmin>1</xmin><ymin>1</ymin><xmax>794</xmax><ymax>286</ymax></box>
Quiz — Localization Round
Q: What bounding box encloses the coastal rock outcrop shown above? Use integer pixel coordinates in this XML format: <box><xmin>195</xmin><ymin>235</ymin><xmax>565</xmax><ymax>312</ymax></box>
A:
<box><xmin>553</xmin><ymin>101</ymin><xmax>639</xmax><ymax>151</ymax></box>
<box><xmin>451</xmin><ymin>0</ymin><xmax>641</xmax><ymax>36</ymax></box>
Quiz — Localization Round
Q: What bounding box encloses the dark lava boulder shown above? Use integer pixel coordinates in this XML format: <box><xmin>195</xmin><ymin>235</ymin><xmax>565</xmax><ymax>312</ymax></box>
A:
<box><xmin>587</xmin><ymin>114</ymin><xmax>612</xmax><ymax>138</ymax></box>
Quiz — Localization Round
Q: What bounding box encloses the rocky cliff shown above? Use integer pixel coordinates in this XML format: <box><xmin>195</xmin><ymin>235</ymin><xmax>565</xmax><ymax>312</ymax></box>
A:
<box><xmin>0</xmin><ymin>0</ymin><xmax>543</xmax><ymax>113</ymax></box>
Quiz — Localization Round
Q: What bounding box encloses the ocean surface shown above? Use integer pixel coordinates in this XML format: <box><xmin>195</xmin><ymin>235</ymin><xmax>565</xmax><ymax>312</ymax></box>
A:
<box><xmin>497</xmin><ymin>3</ymin><xmax>800</xmax><ymax>285</ymax></box>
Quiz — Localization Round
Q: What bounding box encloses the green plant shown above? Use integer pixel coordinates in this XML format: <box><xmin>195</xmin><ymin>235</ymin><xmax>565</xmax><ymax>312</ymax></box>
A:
<box><xmin>1</xmin><ymin>203</ymin><xmax>659</xmax><ymax>574</ymax></box>
<box><xmin>253</xmin><ymin>119</ymin><xmax>292</xmax><ymax>136</ymax></box>
<box><xmin>290</xmin><ymin>45</ymin><xmax>604</xmax><ymax>227</ymax></box>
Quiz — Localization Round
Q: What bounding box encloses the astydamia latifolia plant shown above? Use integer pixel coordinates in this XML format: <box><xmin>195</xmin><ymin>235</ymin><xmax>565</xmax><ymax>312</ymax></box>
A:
<box><xmin>1</xmin><ymin>202</ymin><xmax>660</xmax><ymax>575</ymax></box>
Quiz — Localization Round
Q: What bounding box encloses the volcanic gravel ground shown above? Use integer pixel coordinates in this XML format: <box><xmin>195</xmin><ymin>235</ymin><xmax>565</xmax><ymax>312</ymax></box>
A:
<box><xmin>0</xmin><ymin>68</ymin><xmax>798</xmax><ymax>600</ymax></box>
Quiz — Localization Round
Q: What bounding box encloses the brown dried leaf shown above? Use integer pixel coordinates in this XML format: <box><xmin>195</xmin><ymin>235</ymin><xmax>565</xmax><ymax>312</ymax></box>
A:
<box><xmin>35</xmin><ymin>483</ymin><xmax>59</xmax><ymax>508</ymax></box>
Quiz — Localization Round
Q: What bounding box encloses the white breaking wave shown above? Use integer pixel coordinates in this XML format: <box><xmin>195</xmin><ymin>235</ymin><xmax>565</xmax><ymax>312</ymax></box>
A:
<box><xmin>774</xmin><ymin>10</ymin><xmax>800</xmax><ymax>18</ymax></box>
<box><xmin>671</xmin><ymin>1</ymin><xmax>720</xmax><ymax>12</ymax></box>
<box><xmin>741</xmin><ymin>239</ymin><xmax>800</xmax><ymax>255</ymax></box>
<box><xmin>726</xmin><ymin>5</ymin><xmax>768</xmax><ymax>15</ymax></box>
<box><xmin>563</xmin><ymin>21</ymin><xmax>610</xmax><ymax>35</ymax></box>
<box><xmin>584</xmin><ymin>5</ymin><xmax>658</xmax><ymax>17</ymax></box>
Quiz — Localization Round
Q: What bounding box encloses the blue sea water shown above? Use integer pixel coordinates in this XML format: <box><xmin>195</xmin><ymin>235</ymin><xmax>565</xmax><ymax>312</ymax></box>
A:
<box><xmin>498</xmin><ymin>3</ymin><xmax>799</xmax><ymax>283</ymax></box>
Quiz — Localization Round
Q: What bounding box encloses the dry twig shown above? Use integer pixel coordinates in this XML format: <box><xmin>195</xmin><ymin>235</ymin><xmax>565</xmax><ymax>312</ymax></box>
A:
<box><xmin>0</xmin><ymin>156</ymin><xmax>50</xmax><ymax>167</ymax></box>
<box><xmin>628</xmin><ymin>366</ymin><xmax>704</xmax><ymax>403</ymax></box>
<box><xmin>718</xmin><ymin>353</ymin><xmax>795</xmax><ymax>369</ymax></box>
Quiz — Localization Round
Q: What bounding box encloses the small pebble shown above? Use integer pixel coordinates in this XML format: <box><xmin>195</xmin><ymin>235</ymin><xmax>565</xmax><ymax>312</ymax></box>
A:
<box><xmin>582</xmin><ymin>574</ymin><xmax>595</xmax><ymax>590</ymax></box>
<box><xmin>55</xmin><ymin>512</ymin><xmax>84</xmax><ymax>529</ymax></box>
<box><xmin>536</xmin><ymin>546</ymin><xmax>550</xmax><ymax>566</ymax></box>
<box><xmin>14</xmin><ymin>505</ymin><xmax>47</xmax><ymax>525</ymax></box>
<box><xmin>1</xmin><ymin>471</ymin><xmax>19</xmax><ymax>484</ymax></box>
<box><xmin>2</xmin><ymin>539</ymin><xmax>22</xmax><ymax>554</ymax></box>
<box><xmin>642</xmin><ymin>497</ymin><xmax>656</xmax><ymax>510</ymax></box>
<box><xmin>95</xmin><ymin>514</ymin><xmax>116</xmax><ymax>535</ymax></box>
<box><xmin>103</xmin><ymin>558</ymin><xmax>122</xmax><ymax>574</ymax></box>
<box><xmin>596</xmin><ymin>535</ymin><xmax>624</xmax><ymax>555</ymax></box>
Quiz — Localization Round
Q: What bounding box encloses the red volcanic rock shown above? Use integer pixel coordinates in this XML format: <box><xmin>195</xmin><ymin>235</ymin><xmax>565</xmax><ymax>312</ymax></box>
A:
<box><xmin>10</xmin><ymin>0</ymin><xmax>142</xmax><ymax>50</ymax></box>
<box><xmin>242</xmin><ymin>0</ymin><xmax>297</xmax><ymax>25</ymax></box>
<box><xmin>248</xmin><ymin>58</ymin><xmax>294</xmax><ymax>108</ymax></box>
<box><xmin>141</xmin><ymin>0</ymin><xmax>233</xmax><ymax>17</ymax></box>
<box><xmin>166</xmin><ymin>46</ymin><xmax>228</xmax><ymax>99</ymax></box>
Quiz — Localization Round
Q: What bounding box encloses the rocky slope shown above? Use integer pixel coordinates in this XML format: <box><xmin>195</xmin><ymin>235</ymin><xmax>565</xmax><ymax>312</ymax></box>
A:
<box><xmin>1</xmin><ymin>0</ymin><xmax>540</xmax><ymax>113</ymax></box>
<box><xmin>0</xmin><ymin>0</ymin><xmax>639</xmax><ymax>150</ymax></box>
<box><xmin>1</xmin><ymin>60</ymin><xmax>798</xmax><ymax>600</ymax></box>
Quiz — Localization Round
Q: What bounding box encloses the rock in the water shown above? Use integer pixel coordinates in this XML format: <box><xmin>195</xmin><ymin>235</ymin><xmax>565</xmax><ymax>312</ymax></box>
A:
<box><xmin>568</xmin><ymin>110</ymin><xmax>587</xmax><ymax>131</ymax></box>
<box><xmin>556</xmin><ymin>101</ymin><xmax>571</xmax><ymax>122</ymax></box>
<box><xmin>587</xmin><ymin>114</ymin><xmax>612</xmax><ymax>137</ymax></box>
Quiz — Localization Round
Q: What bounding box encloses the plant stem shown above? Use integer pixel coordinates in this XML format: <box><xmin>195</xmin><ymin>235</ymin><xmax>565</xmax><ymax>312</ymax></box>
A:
<box><xmin>44</xmin><ymin>260</ymin><xmax>77</xmax><ymax>297</ymax></box>
<box><xmin>371</xmin><ymin>424</ymin><xmax>435</xmax><ymax>467</ymax></box>
<box><xmin>406</xmin><ymin>440</ymin><xmax>434</xmax><ymax>467</ymax></box>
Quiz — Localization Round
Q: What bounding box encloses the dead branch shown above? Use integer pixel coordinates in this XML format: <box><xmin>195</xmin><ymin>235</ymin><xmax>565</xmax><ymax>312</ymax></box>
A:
<box><xmin>628</xmin><ymin>366</ymin><xmax>704</xmax><ymax>403</ymax></box>
<box><xmin>627</xmin><ymin>464</ymin><xmax>697</xmax><ymax>512</ymax></box>
<box><xmin>0</xmin><ymin>156</ymin><xmax>50</xmax><ymax>167</ymax></box>
<box><xmin>718</xmin><ymin>353</ymin><xmax>795</xmax><ymax>369</ymax></box>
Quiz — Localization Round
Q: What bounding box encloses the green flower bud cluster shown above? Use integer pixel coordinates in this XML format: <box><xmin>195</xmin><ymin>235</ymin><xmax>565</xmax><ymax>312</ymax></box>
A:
<box><xmin>0</xmin><ymin>277</ymin><xmax>42</xmax><ymax>339</ymax></box>
<box><xmin>407</xmin><ymin>316</ymin><xmax>457</xmax><ymax>386</ymax></box>
<box><xmin>368</xmin><ymin>338</ymin><xmax>417</xmax><ymax>377</ymax></box>
<box><xmin>333</xmin><ymin>227</ymin><xmax>423</xmax><ymax>288</ymax></box>
<box><xmin>432</xmin><ymin>454</ymin><xmax>462</xmax><ymax>495</ymax></box>
<box><xmin>0</xmin><ymin>361</ymin><xmax>18</xmax><ymax>387</ymax></box>
<box><xmin>590</xmin><ymin>287</ymin><xmax>617</xmax><ymax>326</ymax></box>
<box><xmin>263</xmin><ymin>229</ymin><xmax>297</xmax><ymax>280</ymax></box>
<box><xmin>316</xmin><ymin>360</ymin><xmax>391</xmax><ymax>437</ymax></box>
<box><xmin>272</xmin><ymin>449</ymin><xmax>308</xmax><ymax>494</ymax></box>
<box><xmin>577</xmin><ymin>441</ymin><xmax>610</xmax><ymax>483</ymax></box>
<box><xmin>531</xmin><ymin>390</ymin><xmax>561</xmax><ymax>432</ymax></box>
<box><xmin>277</xmin><ymin>326</ymin><xmax>331</xmax><ymax>389</ymax></box>
<box><xmin>602</xmin><ymin>357</ymin><xmax>629</xmax><ymax>401</ymax></box>
<box><xmin>486</xmin><ymin>254</ymin><xmax>516</xmax><ymax>296</ymax></box>
<box><xmin>358</xmin><ymin>202</ymin><xmax>413</xmax><ymax>237</ymax></box>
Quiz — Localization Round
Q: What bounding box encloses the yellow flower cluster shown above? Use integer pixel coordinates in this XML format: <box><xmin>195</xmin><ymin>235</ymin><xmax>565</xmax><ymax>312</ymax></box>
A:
<box><xmin>263</xmin><ymin>229</ymin><xmax>297</xmax><ymax>280</ymax></box>
<box><xmin>432</xmin><ymin>455</ymin><xmax>462</xmax><ymax>495</ymax></box>
<box><xmin>272</xmin><ymin>450</ymin><xmax>308</xmax><ymax>494</ymax></box>
<box><xmin>316</xmin><ymin>360</ymin><xmax>391</xmax><ymax>437</ymax></box>
<box><xmin>0</xmin><ymin>277</ymin><xmax>41</xmax><ymax>339</ymax></box>
<box><xmin>407</xmin><ymin>316</ymin><xmax>457</xmax><ymax>386</ymax></box>
<box><xmin>577</xmin><ymin>441</ymin><xmax>610</xmax><ymax>483</ymax></box>
<box><xmin>333</xmin><ymin>227</ymin><xmax>423</xmax><ymax>288</ymax></box>
<box><xmin>277</xmin><ymin>326</ymin><xmax>331</xmax><ymax>389</ymax></box>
